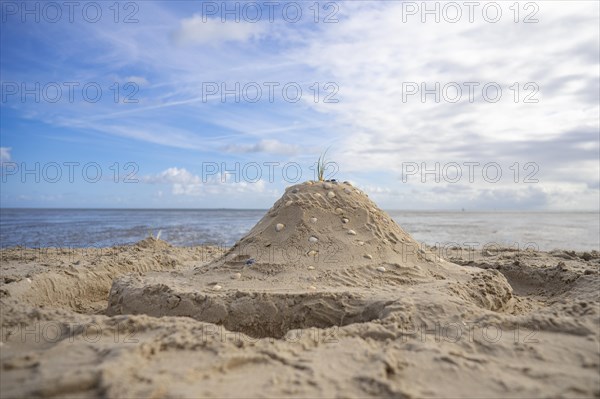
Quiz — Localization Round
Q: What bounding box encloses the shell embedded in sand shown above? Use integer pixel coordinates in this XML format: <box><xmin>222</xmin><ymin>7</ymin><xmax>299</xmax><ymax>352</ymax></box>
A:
<box><xmin>327</xmin><ymin>191</ymin><xmax>336</xmax><ymax>198</ymax></box>
<box><xmin>357</xmin><ymin>241</ymin><xmax>365</xmax><ymax>246</ymax></box>
<box><xmin>212</xmin><ymin>284</ymin><xmax>222</xmax><ymax>291</ymax></box>
<box><xmin>348</xmin><ymin>230</ymin><xmax>357</xmax><ymax>235</ymax></box>
<box><xmin>364</xmin><ymin>254</ymin><xmax>373</xmax><ymax>260</ymax></box>
<box><xmin>310</xmin><ymin>217</ymin><xmax>318</xmax><ymax>223</ymax></box>
<box><xmin>344</xmin><ymin>188</ymin><xmax>352</xmax><ymax>194</ymax></box>
<box><xmin>231</xmin><ymin>273</ymin><xmax>241</xmax><ymax>280</ymax></box>
<box><xmin>308</xmin><ymin>266</ymin><xmax>315</xmax><ymax>270</ymax></box>
<box><xmin>275</xmin><ymin>223</ymin><xmax>285</xmax><ymax>232</ymax></box>
<box><xmin>376</xmin><ymin>266</ymin><xmax>386</xmax><ymax>272</ymax></box>
<box><xmin>335</xmin><ymin>208</ymin><xmax>343</xmax><ymax>215</ymax></box>
<box><xmin>308</xmin><ymin>285</ymin><xmax>317</xmax><ymax>290</ymax></box>
<box><xmin>342</xmin><ymin>218</ymin><xmax>349</xmax><ymax>224</ymax></box>
<box><xmin>314</xmin><ymin>193</ymin><xmax>322</xmax><ymax>198</ymax></box>
<box><xmin>308</xmin><ymin>236</ymin><xmax>319</xmax><ymax>243</ymax></box>
<box><xmin>323</xmin><ymin>182</ymin><xmax>332</xmax><ymax>189</ymax></box>
<box><xmin>307</xmin><ymin>250</ymin><xmax>318</xmax><ymax>257</ymax></box>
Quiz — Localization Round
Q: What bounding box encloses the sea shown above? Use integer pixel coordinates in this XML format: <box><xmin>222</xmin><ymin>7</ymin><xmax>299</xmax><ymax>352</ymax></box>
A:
<box><xmin>0</xmin><ymin>209</ymin><xmax>598</xmax><ymax>252</ymax></box>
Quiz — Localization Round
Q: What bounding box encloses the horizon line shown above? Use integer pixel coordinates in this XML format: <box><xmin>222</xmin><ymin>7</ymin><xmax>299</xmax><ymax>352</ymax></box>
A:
<box><xmin>1</xmin><ymin>207</ymin><xmax>599</xmax><ymax>213</ymax></box>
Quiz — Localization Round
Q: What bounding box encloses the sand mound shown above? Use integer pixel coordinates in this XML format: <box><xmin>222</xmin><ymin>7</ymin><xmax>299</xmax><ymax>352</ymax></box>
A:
<box><xmin>215</xmin><ymin>180</ymin><xmax>427</xmax><ymax>269</ymax></box>
<box><xmin>107</xmin><ymin>181</ymin><xmax>516</xmax><ymax>338</ymax></box>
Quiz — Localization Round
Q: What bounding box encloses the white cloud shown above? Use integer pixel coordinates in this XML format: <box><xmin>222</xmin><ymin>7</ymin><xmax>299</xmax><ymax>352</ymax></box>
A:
<box><xmin>0</xmin><ymin>147</ymin><xmax>11</xmax><ymax>163</ymax></box>
<box><xmin>286</xmin><ymin>2</ymin><xmax>599</xmax><ymax>171</ymax></box>
<box><xmin>172</xmin><ymin>15</ymin><xmax>265</xmax><ymax>45</ymax></box>
<box><xmin>142</xmin><ymin>167</ymin><xmax>275</xmax><ymax>197</ymax></box>
<box><xmin>224</xmin><ymin>139</ymin><xmax>300</xmax><ymax>155</ymax></box>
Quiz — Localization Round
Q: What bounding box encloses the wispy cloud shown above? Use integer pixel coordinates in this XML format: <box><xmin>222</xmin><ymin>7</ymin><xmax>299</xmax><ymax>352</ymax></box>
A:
<box><xmin>172</xmin><ymin>15</ymin><xmax>266</xmax><ymax>45</ymax></box>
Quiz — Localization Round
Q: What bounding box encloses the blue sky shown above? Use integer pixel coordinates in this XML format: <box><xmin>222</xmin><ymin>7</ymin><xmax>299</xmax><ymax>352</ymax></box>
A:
<box><xmin>1</xmin><ymin>1</ymin><xmax>598</xmax><ymax>210</ymax></box>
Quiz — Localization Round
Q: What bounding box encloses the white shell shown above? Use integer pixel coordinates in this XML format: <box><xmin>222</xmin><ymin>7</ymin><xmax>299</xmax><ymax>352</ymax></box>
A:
<box><xmin>348</xmin><ymin>230</ymin><xmax>357</xmax><ymax>235</ymax></box>
<box><xmin>308</xmin><ymin>236</ymin><xmax>319</xmax><ymax>243</ymax></box>
<box><xmin>310</xmin><ymin>217</ymin><xmax>318</xmax><ymax>223</ymax></box>
<box><xmin>212</xmin><ymin>284</ymin><xmax>222</xmax><ymax>291</ymax></box>
<box><xmin>327</xmin><ymin>191</ymin><xmax>336</xmax><ymax>198</ymax></box>
<box><xmin>323</xmin><ymin>182</ymin><xmax>332</xmax><ymax>189</ymax></box>
<box><xmin>275</xmin><ymin>223</ymin><xmax>285</xmax><ymax>232</ymax></box>
<box><xmin>364</xmin><ymin>254</ymin><xmax>373</xmax><ymax>260</ymax></box>
<box><xmin>307</xmin><ymin>250</ymin><xmax>318</xmax><ymax>256</ymax></box>
<box><xmin>231</xmin><ymin>273</ymin><xmax>241</xmax><ymax>280</ymax></box>
<box><xmin>357</xmin><ymin>241</ymin><xmax>365</xmax><ymax>246</ymax></box>
<box><xmin>342</xmin><ymin>218</ymin><xmax>349</xmax><ymax>224</ymax></box>
<box><xmin>309</xmin><ymin>285</ymin><xmax>317</xmax><ymax>290</ymax></box>
<box><xmin>315</xmin><ymin>193</ymin><xmax>322</xmax><ymax>198</ymax></box>
<box><xmin>376</xmin><ymin>266</ymin><xmax>386</xmax><ymax>272</ymax></box>
<box><xmin>285</xmin><ymin>200</ymin><xmax>293</xmax><ymax>206</ymax></box>
<box><xmin>308</xmin><ymin>266</ymin><xmax>315</xmax><ymax>270</ymax></box>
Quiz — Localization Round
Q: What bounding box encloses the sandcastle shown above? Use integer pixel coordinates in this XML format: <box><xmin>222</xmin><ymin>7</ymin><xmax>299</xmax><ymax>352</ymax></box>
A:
<box><xmin>107</xmin><ymin>180</ymin><xmax>515</xmax><ymax>338</ymax></box>
<box><xmin>205</xmin><ymin>180</ymin><xmax>440</xmax><ymax>272</ymax></box>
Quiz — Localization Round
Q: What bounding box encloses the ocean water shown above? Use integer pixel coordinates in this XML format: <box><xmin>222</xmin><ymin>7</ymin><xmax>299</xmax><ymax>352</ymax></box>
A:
<box><xmin>0</xmin><ymin>209</ymin><xmax>598</xmax><ymax>252</ymax></box>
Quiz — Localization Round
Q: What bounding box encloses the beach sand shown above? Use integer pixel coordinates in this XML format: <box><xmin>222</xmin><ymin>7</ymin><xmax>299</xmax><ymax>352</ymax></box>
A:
<box><xmin>1</xmin><ymin>181</ymin><xmax>599</xmax><ymax>398</ymax></box>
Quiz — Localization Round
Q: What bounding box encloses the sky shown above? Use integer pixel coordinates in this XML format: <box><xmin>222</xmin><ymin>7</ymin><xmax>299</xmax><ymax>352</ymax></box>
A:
<box><xmin>0</xmin><ymin>0</ymin><xmax>598</xmax><ymax>210</ymax></box>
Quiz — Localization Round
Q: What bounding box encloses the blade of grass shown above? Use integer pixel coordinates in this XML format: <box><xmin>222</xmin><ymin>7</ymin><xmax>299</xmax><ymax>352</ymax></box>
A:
<box><xmin>317</xmin><ymin>147</ymin><xmax>331</xmax><ymax>181</ymax></box>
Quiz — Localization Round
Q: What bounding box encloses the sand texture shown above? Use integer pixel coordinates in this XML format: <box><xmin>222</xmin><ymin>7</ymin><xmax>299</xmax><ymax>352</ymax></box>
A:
<box><xmin>1</xmin><ymin>181</ymin><xmax>599</xmax><ymax>398</ymax></box>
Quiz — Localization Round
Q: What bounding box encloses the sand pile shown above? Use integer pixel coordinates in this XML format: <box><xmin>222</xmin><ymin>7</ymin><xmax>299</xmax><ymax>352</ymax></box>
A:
<box><xmin>107</xmin><ymin>181</ymin><xmax>516</xmax><ymax>338</ymax></box>
<box><xmin>215</xmin><ymin>180</ymin><xmax>428</xmax><ymax>269</ymax></box>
